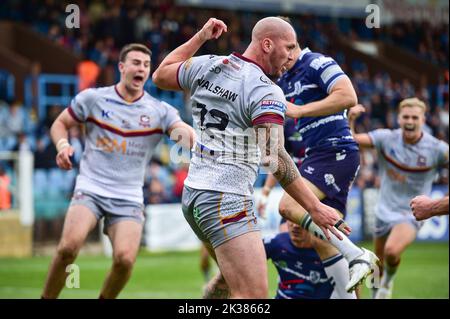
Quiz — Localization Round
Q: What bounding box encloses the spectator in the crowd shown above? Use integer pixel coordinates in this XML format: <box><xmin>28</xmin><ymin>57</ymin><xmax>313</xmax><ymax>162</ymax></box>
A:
<box><xmin>0</xmin><ymin>164</ymin><xmax>11</xmax><ymax>210</ymax></box>
<box><xmin>77</xmin><ymin>57</ymin><xmax>100</xmax><ymax>91</ymax></box>
<box><xmin>146</xmin><ymin>178</ymin><xmax>168</xmax><ymax>205</ymax></box>
<box><xmin>0</xmin><ymin>0</ymin><xmax>449</xmax><ymax>234</ymax></box>
<box><xmin>172</xmin><ymin>163</ymin><xmax>189</xmax><ymax>199</ymax></box>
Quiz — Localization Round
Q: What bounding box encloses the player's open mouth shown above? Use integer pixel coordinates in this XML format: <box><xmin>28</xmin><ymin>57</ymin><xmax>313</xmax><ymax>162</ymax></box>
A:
<box><xmin>133</xmin><ymin>75</ymin><xmax>144</xmax><ymax>84</ymax></box>
<box><xmin>404</xmin><ymin>125</ymin><xmax>415</xmax><ymax>131</ymax></box>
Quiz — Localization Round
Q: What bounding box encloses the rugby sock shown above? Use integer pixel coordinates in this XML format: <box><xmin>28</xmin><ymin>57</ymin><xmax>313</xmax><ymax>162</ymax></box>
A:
<box><xmin>322</xmin><ymin>254</ymin><xmax>357</xmax><ymax>299</ymax></box>
<box><xmin>380</xmin><ymin>260</ymin><xmax>399</xmax><ymax>288</ymax></box>
<box><xmin>299</xmin><ymin>214</ymin><xmax>363</xmax><ymax>261</ymax></box>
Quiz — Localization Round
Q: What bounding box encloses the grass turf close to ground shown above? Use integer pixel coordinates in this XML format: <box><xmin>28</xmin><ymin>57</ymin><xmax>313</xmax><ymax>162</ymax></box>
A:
<box><xmin>0</xmin><ymin>241</ymin><xmax>447</xmax><ymax>299</ymax></box>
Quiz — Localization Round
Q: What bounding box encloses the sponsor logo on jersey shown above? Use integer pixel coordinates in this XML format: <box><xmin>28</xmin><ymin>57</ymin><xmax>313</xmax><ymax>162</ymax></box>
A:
<box><xmin>209</xmin><ymin>65</ymin><xmax>221</xmax><ymax>74</ymax></box>
<box><xmin>101</xmin><ymin>109</ymin><xmax>113</xmax><ymax>119</ymax></box>
<box><xmin>387</xmin><ymin>168</ymin><xmax>406</xmax><ymax>183</ymax></box>
<box><xmin>223</xmin><ymin>58</ymin><xmax>242</xmax><ymax>71</ymax></box>
<box><xmin>285</xmin><ymin>81</ymin><xmax>318</xmax><ymax>98</ymax></box>
<box><xmin>297</xmin><ymin>114</ymin><xmax>345</xmax><ymax>136</ymax></box>
<box><xmin>259</xmin><ymin>75</ymin><xmax>273</xmax><ymax>85</ymax></box>
<box><xmin>324</xmin><ymin>173</ymin><xmax>341</xmax><ymax>192</ymax></box>
<box><xmin>139</xmin><ymin>115</ymin><xmax>151</xmax><ymax>127</ymax></box>
<box><xmin>309</xmin><ymin>271</ymin><xmax>322</xmax><ymax>284</ymax></box>
<box><xmin>309</xmin><ymin>56</ymin><xmax>334</xmax><ymax>70</ymax></box>
<box><xmin>96</xmin><ymin>136</ymin><xmax>127</xmax><ymax>154</ymax></box>
<box><xmin>304</xmin><ymin>166</ymin><xmax>315</xmax><ymax>174</ymax></box>
<box><xmin>295</xmin><ymin>261</ymin><xmax>303</xmax><ymax>270</ymax></box>
<box><xmin>336</xmin><ymin>151</ymin><xmax>347</xmax><ymax>161</ymax></box>
<box><xmin>260</xmin><ymin>100</ymin><xmax>286</xmax><ymax>113</ymax></box>
<box><xmin>121</xmin><ymin>119</ymin><xmax>132</xmax><ymax>129</ymax></box>
<box><xmin>417</xmin><ymin>155</ymin><xmax>427</xmax><ymax>167</ymax></box>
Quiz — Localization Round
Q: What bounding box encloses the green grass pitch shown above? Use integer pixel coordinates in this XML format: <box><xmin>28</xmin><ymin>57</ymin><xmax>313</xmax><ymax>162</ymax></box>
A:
<box><xmin>0</xmin><ymin>241</ymin><xmax>447</xmax><ymax>299</ymax></box>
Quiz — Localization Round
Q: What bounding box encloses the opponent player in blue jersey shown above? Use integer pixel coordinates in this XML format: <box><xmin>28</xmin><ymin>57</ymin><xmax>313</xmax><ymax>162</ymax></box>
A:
<box><xmin>265</xmin><ymin>220</ymin><xmax>335</xmax><ymax>299</ymax></box>
<box><xmin>349</xmin><ymin>99</ymin><xmax>449</xmax><ymax>298</ymax></box>
<box><xmin>259</xmin><ymin>42</ymin><xmax>378</xmax><ymax>296</ymax></box>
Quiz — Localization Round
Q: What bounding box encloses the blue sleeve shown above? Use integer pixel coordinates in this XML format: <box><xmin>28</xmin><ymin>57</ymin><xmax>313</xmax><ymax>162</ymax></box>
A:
<box><xmin>308</xmin><ymin>56</ymin><xmax>347</xmax><ymax>94</ymax></box>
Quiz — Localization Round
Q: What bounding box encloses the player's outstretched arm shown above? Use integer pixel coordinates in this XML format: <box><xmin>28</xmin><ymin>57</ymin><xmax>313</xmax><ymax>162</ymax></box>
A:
<box><xmin>254</xmin><ymin>122</ymin><xmax>349</xmax><ymax>240</ymax></box>
<box><xmin>152</xmin><ymin>18</ymin><xmax>227</xmax><ymax>91</ymax></box>
<box><xmin>286</xmin><ymin>77</ymin><xmax>357</xmax><ymax>118</ymax></box>
<box><xmin>411</xmin><ymin>195</ymin><xmax>449</xmax><ymax>221</ymax></box>
<box><xmin>50</xmin><ymin>109</ymin><xmax>79</xmax><ymax>170</ymax></box>
<box><xmin>347</xmin><ymin>104</ymin><xmax>373</xmax><ymax>148</ymax></box>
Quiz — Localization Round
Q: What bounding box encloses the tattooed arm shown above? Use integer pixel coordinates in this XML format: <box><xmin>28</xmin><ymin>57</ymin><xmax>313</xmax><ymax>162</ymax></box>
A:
<box><xmin>254</xmin><ymin>123</ymin><xmax>344</xmax><ymax>239</ymax></box>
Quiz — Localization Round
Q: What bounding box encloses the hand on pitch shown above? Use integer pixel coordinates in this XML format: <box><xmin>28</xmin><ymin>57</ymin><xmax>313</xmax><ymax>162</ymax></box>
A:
<box><xmin>56</xmin><ymin>146</ymin><xmax>74</xmax><ymax>170</ymax></box>
<box><xmin>198</xmin><ymin>18</ymin><xmax>228</xmax><ymax>41</ymax></box>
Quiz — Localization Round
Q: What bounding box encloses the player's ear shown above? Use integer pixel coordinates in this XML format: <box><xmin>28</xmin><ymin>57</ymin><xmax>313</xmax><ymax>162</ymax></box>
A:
<box><xmin>118</xmin><ymin>61</ymin><xmax>124</xmax><ymax>73</ymax></box>
<box><xmin>262</xmin><ymin>38</ymin><xmax>272</xmax><ymax>53</ymax></box>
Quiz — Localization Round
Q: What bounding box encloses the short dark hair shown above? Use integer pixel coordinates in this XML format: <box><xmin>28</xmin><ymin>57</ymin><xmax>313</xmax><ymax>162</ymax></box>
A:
<box><xmin>119</xmin><ymin>43</ymin><xmax>152</xmax><ymax>62</ymax></box>
<box><xmin>277</xmin><ymin>16</ymin><xmax>293</xmax><ymax>25</ymax></box>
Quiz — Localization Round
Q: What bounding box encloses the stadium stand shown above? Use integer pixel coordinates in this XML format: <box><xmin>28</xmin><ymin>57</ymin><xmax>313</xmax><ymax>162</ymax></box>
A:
<box><xmin>0</xmin><ymin>0</ymin><xmax>448</xmax><ymax>243</ymax></box>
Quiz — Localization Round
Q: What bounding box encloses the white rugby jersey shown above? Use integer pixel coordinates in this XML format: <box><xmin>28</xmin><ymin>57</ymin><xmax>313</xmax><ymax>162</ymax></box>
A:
<box><xmin>369</xmin><ymin>128</ymin><xmax>449</xmax><ymax>222</ymax></box>
<box><xmin>68</xmin><ymin>85</ymin><xmax>181</xmax><ymax>203</ymax></box>
<box><xmin>178</xmin><ymin>53</ymin><xmax>287</xmax><ymax>196</ymax></box>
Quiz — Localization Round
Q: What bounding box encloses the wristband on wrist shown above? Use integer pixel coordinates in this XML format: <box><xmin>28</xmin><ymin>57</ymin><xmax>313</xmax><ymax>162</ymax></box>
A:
<box><xmin>56</xmin><ymin>138</ymin><xmax>71</xmax><ymax>153</ymax></box>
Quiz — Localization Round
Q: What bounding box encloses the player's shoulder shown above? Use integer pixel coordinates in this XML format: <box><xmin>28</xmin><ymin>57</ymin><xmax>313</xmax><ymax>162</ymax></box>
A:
<box><xmin>141</xmin><ymin>92</ymin><xmax>176</xmax><ymax>114</ymax></box>
<box><xmin>422</xmin><ymin>130</ymin><xmax>445</xmax><ymax>143</ymax></box>
<box><xmin>303</xmin><ymin>49</ymin><xmax>337</xmax><ymax>71</ymax></box>
<box><xmin>372</xmin><ymin>127</ymin><xmax>397</xmax><ymax>138</ymax></box>
<box><xmin>192</xmin><ymin>54</ymin><xmax>225</xmax><ymax>68</ymax></box>
<box><xmin>267</xmin><ymin>232</ymin><xmax>290</xmax><ymax>244</ymax></box>
<box><xmin>422</xmin><ymin>131</ymin><xmax>449</xmax><ymax>148</ymax></box>
<box><xmin>74</xmin><ymin>86</ymin><xmax>110</xmax><ymax>104</ymax></box>
<box><xmin>246</xmin><ymin>71</ymin><xmax>284</xmax><ymax>97</ymax></box>
<box><xmin>263</xmin><ymin>232</ymin><xmax>287</xmax><ymax>246</ymax></box>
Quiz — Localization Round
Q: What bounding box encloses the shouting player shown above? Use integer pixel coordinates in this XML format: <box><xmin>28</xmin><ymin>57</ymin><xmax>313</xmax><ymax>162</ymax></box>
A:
<box><xmin>41</xmin><ymin>43</ymin><xmax>194</xmax><ymax>299</ymax></box>
<box><xmin>349</xmin><ymin>99</ymin><xmax>449</xmax><ymax>298</ymax></box>
<box><xmin>152</xmin><ymin>17</ymin><xmax>346</xmax><ymax>298</ymax></box>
